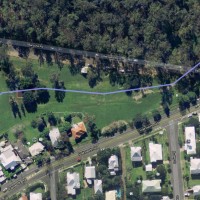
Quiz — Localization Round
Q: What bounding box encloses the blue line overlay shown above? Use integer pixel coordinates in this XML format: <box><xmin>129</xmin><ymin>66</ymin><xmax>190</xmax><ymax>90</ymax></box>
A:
<box><xmin>0</xmin><ymin>61</ymin><xmax>200</xmax><ymax>96</ymax></box>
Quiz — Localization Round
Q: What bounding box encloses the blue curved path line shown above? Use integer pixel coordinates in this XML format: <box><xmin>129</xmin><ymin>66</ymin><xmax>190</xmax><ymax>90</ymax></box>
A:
<box><xmin>0</xmin><ymin>61</ymin><xmax>200</xmax><ymax>96</ymax></box>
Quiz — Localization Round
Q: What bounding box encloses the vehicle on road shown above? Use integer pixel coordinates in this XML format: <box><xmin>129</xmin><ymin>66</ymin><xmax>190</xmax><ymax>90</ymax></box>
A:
<box><xmin>187</xmin><ymin>114</ymin><xmax>192</xmax><ymax>118</ymax></box>
<box><xmin>184</xmin><ymin>192</ymin><xmax>190</xmax><ymax>197</ymax></box>
<box><xmin>76</xmin><ymin>156</ymin><xmax>81</xmax><ymax>162</ymax></box>
<box><xmin>2</xmin><ymin>188</ymin><xmax>7</xmax><ymax>192</ymax></box>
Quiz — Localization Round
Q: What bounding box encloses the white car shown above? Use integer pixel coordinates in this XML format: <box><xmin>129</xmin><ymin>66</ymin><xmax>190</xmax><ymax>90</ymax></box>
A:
<box><xmin>188</xmin><ymin>114</ymin><xmax>192</xmax><ymax>118</ymax></box>
<box><xmin>184</xmin><ymin>192</ymin><xmax>190</xmax><ymax>197</ymax></box>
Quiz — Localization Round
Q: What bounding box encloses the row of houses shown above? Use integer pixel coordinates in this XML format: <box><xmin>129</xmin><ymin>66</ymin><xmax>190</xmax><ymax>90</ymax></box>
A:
<box><xmin>131</xmin><ymin>142</ymin><xmax>163</xmax><ymax>164</ymax></box>
<box><xmin>49</xmin><ymin>122</ymin><xmax>87</xmax><ymax>146</ymax></box>
<box><xmin>183</xmin><ymin>126</ymin><xmax>200</xmax><ymax>197</ymax></box>
<box><xmin>66</xmin><ymin>154</ymin><xmax>119</xmax><ymax>198</ymax></box>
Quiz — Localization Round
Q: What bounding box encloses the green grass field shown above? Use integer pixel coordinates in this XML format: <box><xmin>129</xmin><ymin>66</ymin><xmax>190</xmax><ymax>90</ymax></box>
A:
<box><xmin>0</xmin><ymin>56</ymin><xmax>176</xmax><ymax>143</ymax></box>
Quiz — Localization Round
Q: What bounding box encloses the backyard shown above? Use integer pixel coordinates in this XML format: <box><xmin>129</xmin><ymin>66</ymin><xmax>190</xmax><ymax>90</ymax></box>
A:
<box><xmin>59</xmin><ymin>164</ymin><xmax>94</xmax><ymax>200</ymax></box>
<box><xmin>124</xmin><ymin>130</ymin><xmax>172</xmax><ymax>197</ymax></box>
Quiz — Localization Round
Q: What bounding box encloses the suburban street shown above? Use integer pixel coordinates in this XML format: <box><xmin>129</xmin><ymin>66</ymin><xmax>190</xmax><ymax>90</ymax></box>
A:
<box><xmin>49</xmin><ymin>166</ymin><xmax>57</xmax><ymax>200</ymax></box>
<box><xmin>167</xmin><ymin>120</ymin><xmax>184</xmax><ymax>200</ymax></box>
<box><xmin>0</xmin><ymin>104</ymin><xmax>199</xmax><ymax>199</ymax></box>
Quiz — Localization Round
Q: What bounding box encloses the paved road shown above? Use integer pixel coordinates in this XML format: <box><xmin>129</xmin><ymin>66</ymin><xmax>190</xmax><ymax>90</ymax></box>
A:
<box><xmin>0</xmin><ymin>38</ymin><xmax>188</xmax><ymax>72</ymax></box>
<box><xmin>49</xmin><ymin>167</ymin><xmax>57</xmax><ymax>200</ymax></box>
<box><xmin>1</xmin><ymin>104</ymin><xmax>200</xmax><ymax>199</ymax></box>
<box><xmin>167</xmin><ymin>120</ymin><xmax>184</xmax><ymax>200</ymax></box>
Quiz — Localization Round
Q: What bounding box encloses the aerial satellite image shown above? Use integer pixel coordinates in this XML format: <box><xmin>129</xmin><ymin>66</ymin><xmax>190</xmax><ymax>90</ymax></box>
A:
<box><xmin>0</xmin><ymin>1</ymin><xmax>200</xmax><ymax>200</ymax></box>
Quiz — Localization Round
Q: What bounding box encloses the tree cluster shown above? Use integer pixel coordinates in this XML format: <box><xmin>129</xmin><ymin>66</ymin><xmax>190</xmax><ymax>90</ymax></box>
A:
<box><xmin>0</xmin><ymin>1</ymin><xmax>199</xmax><ymax>66</ymax></box>
<box><xmin>101</xmin><ymin>120</ymin><xmax>128</xmax><ymax>137</ymax></box>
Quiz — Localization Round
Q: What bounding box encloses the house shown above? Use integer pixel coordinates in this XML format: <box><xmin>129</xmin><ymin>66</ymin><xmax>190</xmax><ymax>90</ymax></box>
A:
<box><xmin>14</xmin><ymin>141</ymin><xmax>30</xmax><ymax>160</ymax></box>
<box><xmin>145</xmin><ymin>164</ymin><xmax>153</xmax><ymax>172</ymax></box>
<box><xmin>66</xmin><ymin>172</ymin><xmax>80</xmax><ymax>195</ymax></box>
<box><xmin>131</xmin><ymin>146</ymin><xmax>142</xmax><ymax>162</ymax></box>
<box><xmin>0</xmin><ymin>166</ymin><xmax>6</xmax><ymax>183</ymax></box>
<box><xmin>94</xmin><ymin>179</ymin><xmax>103</xmax><ymax>194</ymax></box>
<box><xmin>185</xmin><ymin>127</ymin><xmax>196</xmax><ymax>155</ymax></box>
<box><xmin>190</xmin><ymin>157</ymin><xmax>200</xmax><ymax>174</ymax></box>
<box><xmin>0</xmin><ymin>144</ymin><xmax>22</xmax><ymax>170</ymax></box>
<box><xmin>29</xmin><ymin>142</ymin><xmax>44</xmax><ymax>157</ymax></box>
<box><xmin>149</xmin><ymin>142</ymin><xmax>163</xmax><ymax>163</ymax></box>
<box><xmin>85</xmin><ymin>166</ymin><xmax>96</xmax><ymax>184</ymax></box>
<box><xmin>142</xmin><ymin>179</ymin><xmax>161</xmax><ymax>193</ymax></box>
<box><xmin>193</xmin><ymin>185</ymin><xmax>200</xmax><ymax>196</ymax></box>
<box><xmin>108</xmin><ymin>155</ymin><xmax>119</xmax><ymax>175</ymax></box>
<box><xmin>29</xmin><ymin>192</ymin><xmax>42</xmax><ymax>200</ymax></box>
<box><xmin>19</xmin><ymin>194</ymin><xmax>28</xmax><ymax>200</ymax></box>
<box><xmin>105</xmin><ymin>190</ymin><xmax>117</xmax><ymax>200</ymax></box>
<box><xmin>71</xmin><ymin>122</ymin><xmax>87</xmax><ymax>139</ymax></box>
<box><xmin>162</xmin><ymin>197</ymin><xmax>171</xmax><ymax>200</ymax></box>
<box><xmin>49</xmin><ymin>127</ymin><xmax>61</xmax><ymax>147</ymax></box>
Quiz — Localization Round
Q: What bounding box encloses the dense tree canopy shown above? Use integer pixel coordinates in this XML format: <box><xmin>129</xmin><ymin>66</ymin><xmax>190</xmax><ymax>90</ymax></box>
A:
<box><xmin>0</xmin><ymin>0</ymin><xmax>199</xmax><ymax>66</ymax></box>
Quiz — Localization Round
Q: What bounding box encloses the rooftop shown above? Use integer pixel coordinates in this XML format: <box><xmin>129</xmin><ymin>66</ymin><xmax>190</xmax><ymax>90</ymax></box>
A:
<box><xmin>0</xmin><ymin>144</ymin><xmax>21</xmax><ymax>170</ymax></box>
<box><xmin>94</xmin><ymin>179</ymin><xmax>103</xmax><ymax>194</ymax></box>
<box><xmin>29</xmin><ymin>192</ymin><xmax>42</xmax><ymax>200</ymax></box>
<box><xmin>190</xmin><ymin>157</ymin><xmax>200</xmax><ymax>174</ymax></box>
<box><xmin>142</xmin><ymin>179</ymin><xmax>161</xmax><ymax>193</ymax></box>
<box><xmin>28</xmin><ymin>142</ymin><xmax>44</xmax><ymax>157</ymax></box>
<box><xmin>105</xmin><ymin>190</ymin><xmax>117</xmax><ymax>200</ymax></box>
<box><xmin>66</xmin><ymin>172</ymin><xmax>80</xmax><ymax>195</ymax></box>
<box><xmin>108</xmin><ymin>155</ymin><xmax>119</xmax><ymax>175</ymax></box>
<box><xmin>85</xmin><ymin>166</ymin><xmax>96</xmax><ymax>180</ymax></box>
<box><xmin>185</xmin><ymin>126</ymin><xmax>196</xmax><ymax>155</ymax></box>
<box><xmin>149</xmin><ymin>142</ymin><xmax>163</xmax><ymax>163</ymax></box>
<box><xmin>131</xmin><ymin>146</ymin><xmax>142</xmax><ymax>162</ymax></box>
<box><xmin>71</xmin><ymin>122</ymin><xmax>87</xmax><ymax>139</ymax></box>
<box><xmin>49</xmin><ymin>127</ymin><xmax>61</xmax><ymax>147</ymax></box>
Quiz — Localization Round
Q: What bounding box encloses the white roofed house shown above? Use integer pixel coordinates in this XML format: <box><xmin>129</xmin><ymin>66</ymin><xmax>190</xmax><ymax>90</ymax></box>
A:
<box><xmin>66</xmin><ymin>172</ymin><xmax>80</xmax><ymax>195</ymax></box>
<box><xmin>185</xmin><ymin>127</ymin><xmax>196</xmax><ymax>155</ymax></box>
<box><xmin>28</xmin><ymin>142</ymin><xmax>44</xmax><ymax>157</ymax></box>
<box><xmin>131</xmin><ymin>146</ymin><xmax>142</xmax><ymax>162</ymax></box>
<box><xmin>142</xmin><ymin>179</ymin><xmax>161</xmax><ymax>193</ymax></box>
<box><xmin>49</xmin><ymin>127</ymin><xmax>61</xmax><ymax>147</ymax></box>
<box><xmin>94</xmin><ymin>179</ymin><xmax>103</xmax><ymax>194</ymax></box>
<box><xmin>108</xmin><ymin>155</ymin><xmax>119</xmax><ymax>175</ymax></box>
<box><xmin>190</xmin><ymin>157</ymin><xmax>200</xmax><ymax>175</ymax></box>
<box><xmin>193</xmin><ymin>185</ymin><xmax>200</xmax><ymax>196</ymax></box>
<box><xmin>84</xmin><ymin>166</ymin><xmax>96</xmax><ymax>184</ymax></box>
<box><xmin>0</xmin><ymin>144</ymin><xmax>22</xmax><ymax>170</ymax></box>
<box><xmin>30</xmin><ymin>192</ymin><xmax>42</xmax><ymax>200</ymax></box>
<box><xmin>149</xmin><ymin>142</ymin><xmax>163</xmax><ymax>163</ymax></box>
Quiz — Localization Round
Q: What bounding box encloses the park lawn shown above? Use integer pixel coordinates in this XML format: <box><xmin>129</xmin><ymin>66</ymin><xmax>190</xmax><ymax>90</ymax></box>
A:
<box><xmin>0</xmin><ymin>56</ymin><xmax>179</xmax><ymax>143</ymax></box>
<box><xmin>60</xmin><ymin>164</ymin><xmax>94</xmax><ymax>200</ymax></box>
<box><xmin>124</xmin><ymin>145</ymin><xmax>146</xmax><ymax>184</ymax></box>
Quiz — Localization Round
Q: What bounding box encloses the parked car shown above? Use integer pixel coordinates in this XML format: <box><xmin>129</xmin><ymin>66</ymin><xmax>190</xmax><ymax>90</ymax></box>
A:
<box><xmin>188</xmin><ymin>114</ymin><xmax>192</xmax><ymax>118</ymax></box>
<box><xmin>184</xmin><ymin>192</ymin><xmax>190</xmax><ymax>197</ymax></box>
<box><xmin>2</xmin><ymin>188</ymin><xmax>7</xmax><ymax>192</ymax></box>
<box><xmin>76</xmin><ymin>156</ymin><xmax>81</xmax><ymax>162</ymax></box>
